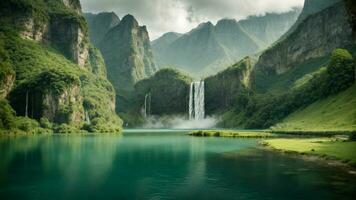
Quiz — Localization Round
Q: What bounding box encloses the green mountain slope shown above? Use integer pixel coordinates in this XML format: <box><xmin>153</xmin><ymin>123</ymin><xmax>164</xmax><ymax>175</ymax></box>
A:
<box><xmin>253</xmin><ymin>1</ymin><xmax>353</xmax><ymax>94</ymax></box>
<box><xmin>273</xmin><ymin>84</ymin><xmax>356</xmax><ymax>131</ymax></box>
<box><xmin>0</xmin><ymin>0</ymin><xmax>122</xmax><ymax>133</ymax></box>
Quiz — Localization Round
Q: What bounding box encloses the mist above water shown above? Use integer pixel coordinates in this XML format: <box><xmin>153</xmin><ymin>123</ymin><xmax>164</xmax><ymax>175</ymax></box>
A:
<box><xmin>142</xmin><ymin>115</ymin><xmax>218</xmax><ymax>129</ymax></box>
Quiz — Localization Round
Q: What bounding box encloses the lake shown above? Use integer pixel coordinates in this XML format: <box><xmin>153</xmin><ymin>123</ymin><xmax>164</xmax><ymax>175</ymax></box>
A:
<box><xmin>0</xmin><ymin>129</ymin><xmax>355</xmax><ymax>200</ymax></box>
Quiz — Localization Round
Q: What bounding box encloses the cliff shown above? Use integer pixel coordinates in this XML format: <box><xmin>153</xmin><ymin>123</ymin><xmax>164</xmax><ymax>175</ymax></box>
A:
<box><xmin>205</xmin><ymin>57</ymin><xmax>254</xmax><ymax>114</ymax></box>
<box><xmin>253</xmin><ymin>2</ymin><xmax>354</xmax><ymax>93</ymax></box>
<box><xmin>99</xmin><ymin>14</ymin><xmax>157</xmax><ymax>94</ymax></box>
<box><xmin>0</xmin><ymin>0</ymin><xmax>90</xmax><ymax>68</ymax></box>
<box><xmin>0</xmin><ymin>0</ymin><xmax>122</xmax><ymax>133</ymax></box>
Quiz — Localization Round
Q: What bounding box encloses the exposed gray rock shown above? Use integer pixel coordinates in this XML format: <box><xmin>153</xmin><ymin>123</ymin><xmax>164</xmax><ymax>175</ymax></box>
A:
<box><xmin>255</xmin><ymin>2</ymin><xmax>353</xmax><ymax>75</ymax></box>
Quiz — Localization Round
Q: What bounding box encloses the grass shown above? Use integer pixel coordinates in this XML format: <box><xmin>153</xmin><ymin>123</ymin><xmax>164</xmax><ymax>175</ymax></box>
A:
<box><xmin>272</xmin><ymin>84</ymin><xmax>356</xmax><ymax>131</ymax></box>
<box><xmin>262</xmin><ymin>138</ymin><xmax>356</xmax><ymax>167</ymax></box>
<box><xmin>189</xmin><ymin>130</ymin><xmax>276</xmax><ymax>138</ymax></box>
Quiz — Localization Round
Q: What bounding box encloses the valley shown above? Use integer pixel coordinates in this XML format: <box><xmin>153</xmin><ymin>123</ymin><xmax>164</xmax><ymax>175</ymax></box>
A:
<box><xmin>0</xmin><ymin>0</ymin><xmax>355</xmax><ymax>199</ymax></box>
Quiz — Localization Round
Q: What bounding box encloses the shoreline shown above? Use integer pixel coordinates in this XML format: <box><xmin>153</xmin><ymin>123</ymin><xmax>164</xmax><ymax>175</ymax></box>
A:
<box><xmin>260</xmin><ymin>140</ymin><xmax>356</xmax><ymax>172</ymax></box>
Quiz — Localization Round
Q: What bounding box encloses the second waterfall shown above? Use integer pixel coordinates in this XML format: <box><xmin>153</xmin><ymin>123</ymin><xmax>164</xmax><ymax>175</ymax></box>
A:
<box><xmin>189</xmin><ymin>81</ymin><xmax>205</xmax><ymax>120</ymax></box>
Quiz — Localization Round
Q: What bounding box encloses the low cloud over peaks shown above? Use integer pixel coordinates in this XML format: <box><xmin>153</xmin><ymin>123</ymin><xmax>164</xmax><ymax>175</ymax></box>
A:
<box><xmin>81</xmin><ymin>0</ymin><xmax>304</xmax><ymax>39</ymax></box>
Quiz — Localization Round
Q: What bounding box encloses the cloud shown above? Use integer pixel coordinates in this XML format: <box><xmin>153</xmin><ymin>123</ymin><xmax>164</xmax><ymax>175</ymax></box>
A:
<box><xmin>80</xmin><ymin>0</ymin><xmax>304</xmax><ymax>40</ymax></box>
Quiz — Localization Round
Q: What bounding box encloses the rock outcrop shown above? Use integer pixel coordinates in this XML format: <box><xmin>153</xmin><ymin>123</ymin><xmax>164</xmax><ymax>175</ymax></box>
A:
<box><xmin>50</xmin><ymin>15</ymin><xmax>89</xmax><ymax>67</ymax></box>
<box><xmin>1</xmin><ymin>0</ymin><xmax>90</xmax><ymax>68</ymax></box>
<box><xmin>0</xmin><ymin>0</ymin><xmax>122</xmax><ymax>132</ymax></box>
<box><xmin>99</xmin><ymin>14</ymin><xmax>157</xmax><ymax>93</ymax></box>
<box><xmin>0</xmin><ymin>66</ymin><xmax>15</xmax><ymax>99</ymax></box>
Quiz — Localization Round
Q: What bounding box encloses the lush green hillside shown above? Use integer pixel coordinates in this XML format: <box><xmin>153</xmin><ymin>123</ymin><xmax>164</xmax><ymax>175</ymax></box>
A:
<box><xmin>135</xmin><ymin>68</ymin><xmax>192</xmax><ymax>115</ymax></box>
<box><xmin>220</xmin><ymin>49</ymin><xmax>355</xmax><ymax>129</ymax></box>
<box><xmin>272</xmin><ymin>84</ymin><xmax>356</xmax><ymax>131</ymax></box>
<box><xmin>0</xmin><ymin>0</ymin><xmax>122</xmax><ymax>134</ymax></box>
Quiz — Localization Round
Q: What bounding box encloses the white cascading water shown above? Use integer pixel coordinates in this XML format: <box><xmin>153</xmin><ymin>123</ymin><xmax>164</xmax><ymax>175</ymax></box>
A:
<box><xmin>189</xmin><ymin>81</ymin><xmax>205</xmax><ymax>120</ymax></box>
<box><xmin>85</xmin><ymin>111</ymin><xmax>91</xmax><ymax>125</ymax></box>
<box><xmin>144</xmin><ymin>93</ymin><xmax>151</xmax><ymax>118</ymax></box>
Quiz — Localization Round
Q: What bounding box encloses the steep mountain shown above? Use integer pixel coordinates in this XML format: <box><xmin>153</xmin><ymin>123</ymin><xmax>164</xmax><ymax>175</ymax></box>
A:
<box><xmin>153</xmin><ymin>9</ymin><xmax>300</xmax><ymax>77</ymax></box>
<box><xmin>84</xmin><ymin>12</ymin><xmax>120</xmax><ymax>46</ymax></box>
<box><xmin>158</xmin><ymin>22</ymin><xmax>229</xmax><ymax>76</ymax></box>
<box><xmin>253</xmin><ymin>1</ymin><xmax>354</xmax><ymax>93</ymax></box>
<box><xmin>0</xmin><ymin>0</ymin><xmax>122</xmax><ymax>133</ymax></box>
<box><xmin>99</xmin><ymin>14</ymin><xmax>157</xmax><ymax>95</ymax></box>
<box><xmin>280</xmin><ymin>0</ymin><xmax>342</xmax><ymax>41</ymax></box>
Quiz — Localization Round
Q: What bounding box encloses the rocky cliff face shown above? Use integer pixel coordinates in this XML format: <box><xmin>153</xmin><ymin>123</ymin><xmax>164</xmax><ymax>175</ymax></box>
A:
<box><xmin>205</xmin><ymin>57</ymin><xmax>254</xmax><ymax>114</ymax></box>
<box><xmin>0</xmin><ymin>0</ymin><xmax>122</xmax><ymax>132</ymax></box>
<box><xmin>84</xmin><ymin>12</ymin><xmax>120</xmax><ymax>46</ymax></box>
<box><xmin>0</xmin><ymin>69</ymin><xmax>15</xmax><ymax>99</ymax></box>
<box><xmin>99</xmin><ymin>14</ymin><xmax>157</xmax><ymax>93</ymax></box>
<box><xmin>42</xmin><ymin>84</ymin><xmax>83</xmax><ymax>124</ymax></box>
<box><xmin>255</xmin><ymin>2</ymin><xmax>353</xmax><ymax>75</ymax></box>
<box><xmin>279</xmin><ymin>0</ymin><xmax>341</xmax><ymax>41</ymax></box>
<box><xmin>50</xmin><ymin>15</ymin><xmax>89</xmax><ymax>67</ymax></box>
<box><xmin>61</xmin><ymin>0</ymin><xmax>82</xmax><ymax>13</ymax></box>
<box><xmin>2</xmin><ymin>0</ymin><xmax>90</xmax><ymax>68</ymax></box>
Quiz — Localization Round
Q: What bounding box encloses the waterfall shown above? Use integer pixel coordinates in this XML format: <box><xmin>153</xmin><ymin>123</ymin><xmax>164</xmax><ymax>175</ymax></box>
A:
<box><xmin>189</xmin><ymin>81</ymin><xmax>205</xmax><ymax>120</ymax></box>
<box><xmin>144</xmin><ymin>93</ymin><xmax>151</xmax><ymax>118</ymax></box>
<box><xmin>25</xmin><ymin>90</ymin><xmax>29</xmax><ymax>117</ymax></box>
<box><xmin>85</xmin><ymin>111</ymin><xmax>91</xmax><ymax>125</ymax></box>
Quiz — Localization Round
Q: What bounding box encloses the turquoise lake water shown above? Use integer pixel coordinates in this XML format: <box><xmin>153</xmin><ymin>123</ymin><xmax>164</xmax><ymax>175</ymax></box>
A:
<box><xmin>0</xmin><ymin>129</ymin><xmax>355</xmax><ymax>199</ymax></box>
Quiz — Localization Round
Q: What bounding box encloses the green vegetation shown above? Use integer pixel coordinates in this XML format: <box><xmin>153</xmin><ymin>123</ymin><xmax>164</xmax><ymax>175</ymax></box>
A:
<box><xmin>220</xmin><ymin>49</ymin><xmax>356</xmax><ymax>130</ymax></box>
<box><xmin>272</xmin><ymin>84</ymin><xmax>356</xmax><ymax>131</ymax></box>
<box><xmin>189</xmin><ymin>130</ymin><xmax>275</xmax><ymax>138</ymax></box>
<box><xmin>135</xmin><ymin>68</ymin><xmax>192</xmax><ymax>115</ymax></box>
<box><xmin>205</xmin><ymin>57</ymin><xmax>253</xmax><ymax>114</ymax></box>
<box><xmin>262</xmin><ymin>138</ymin><xmax>356</xmax><ymax>167</ymax></box>
<box><xmin>0</xmin><ymin>0</ymin><xmax>122</xmax><ymax>134</ymax></box>
<box><xmin>254</xmin><ymin>56</ymin><xmax>329</xmax><ymax>94</ymax></box>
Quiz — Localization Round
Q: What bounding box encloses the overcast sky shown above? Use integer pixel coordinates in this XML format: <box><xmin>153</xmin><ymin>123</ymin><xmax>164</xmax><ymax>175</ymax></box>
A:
<box><xmin>81</xmin><ymin>0</ymin><xmax>305</xmax><ymax>40</ymax></box>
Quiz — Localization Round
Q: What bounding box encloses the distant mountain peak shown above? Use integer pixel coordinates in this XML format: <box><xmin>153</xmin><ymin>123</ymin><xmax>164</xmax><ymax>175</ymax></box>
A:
<box><xmin>121</xmin><ymin>14</ymin><xmax>138</xmax><ymax>25</ymax></box>
<box><xmin>216</xmin><ymin>18</ymin><xmax>238</xmax><ymax>26</ymax></box>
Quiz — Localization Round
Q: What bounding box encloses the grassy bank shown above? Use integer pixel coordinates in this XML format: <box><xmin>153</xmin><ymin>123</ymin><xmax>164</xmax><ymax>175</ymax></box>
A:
<box><xmin>272</xmin><ymin>85</ymin><xmax>356</xmax><ymax>132</ymax></box>
<box><xmin>262</xmin><ymin>138</ymin><xmax>356</xmax><ymax>167</ymax></box>
<box><xmin>189</xmin><ymin>130</ymin><xmax>276</xmax><ymax>138</ymax></box>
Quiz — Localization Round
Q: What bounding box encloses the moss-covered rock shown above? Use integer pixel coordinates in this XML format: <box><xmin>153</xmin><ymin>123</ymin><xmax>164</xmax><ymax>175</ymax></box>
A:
<box><xmin>135</xmin><ymin>68</ymin><xmax>192</xmax><ymax>115</ymax></box>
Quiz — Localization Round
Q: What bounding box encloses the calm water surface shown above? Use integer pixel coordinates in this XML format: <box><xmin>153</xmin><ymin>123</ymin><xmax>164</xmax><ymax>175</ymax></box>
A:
<box><xmin>0</xmin><ymin>129</ymin><xmax>355</xmax><ymax>200</ymax></box>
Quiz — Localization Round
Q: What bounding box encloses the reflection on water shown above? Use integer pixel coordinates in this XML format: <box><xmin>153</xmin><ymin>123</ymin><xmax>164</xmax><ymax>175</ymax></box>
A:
<box><xmin>0</xmin><ymin>131</ymin><xmax>355</xmax><ymax>200</ymax></box>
